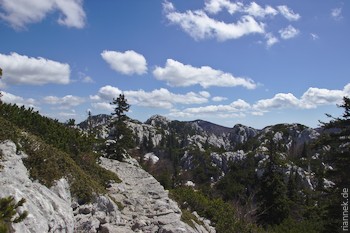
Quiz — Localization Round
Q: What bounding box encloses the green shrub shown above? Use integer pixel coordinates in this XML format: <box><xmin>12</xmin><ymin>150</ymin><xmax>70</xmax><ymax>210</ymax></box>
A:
<box><xmin>0</xmin><ymin>196</ymin><xmax>28</xmax><ymax>233</ymax></box>
<box><xmin>0</xmin><ymin>104</ymin><xmax>120</xmax><ymax>204</ymax></box>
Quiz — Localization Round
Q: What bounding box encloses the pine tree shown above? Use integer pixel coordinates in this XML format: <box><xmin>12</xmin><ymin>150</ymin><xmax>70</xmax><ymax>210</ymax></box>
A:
<box><xmin>87</xmin><ymin>110</ymin><xmax>93</xmax><ymax>136</ymax></box>
<box><xmin>66</xmin><ymin>118</ymin><xmax>75</xmax><ymax>127</ymax></box>
<box><xmin>105</xmin><ymin>94</ymin><xmax>134</xmax><ymax>161</ymax></box>
<box><xmin>257</xmin><ymin>136</ymin><xmax>290</xmax><ymax>227</ymax></box>
<box><xmin>320</xmin><ymin>97</ymin><xmax>350</xmax><ymax>232</ymax></box>
<box><xmin>0</xmin><ymin>196</ymin><xmax>28</xmax><ymax>233</ymax></box>
<box><xmin>147</xmin><ymin>131</ymin><xmax>154</xmax><ymax>152</ymax></box>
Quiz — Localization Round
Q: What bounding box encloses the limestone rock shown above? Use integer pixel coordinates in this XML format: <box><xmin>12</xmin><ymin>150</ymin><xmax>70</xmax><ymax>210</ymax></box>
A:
<box><xmin>0</xmin><ymin>140</ymin><xmax>74</xmax><ymax>233</ymax></box>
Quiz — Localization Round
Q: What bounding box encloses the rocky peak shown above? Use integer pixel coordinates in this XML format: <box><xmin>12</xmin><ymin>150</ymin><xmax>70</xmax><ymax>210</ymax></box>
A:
<box><xmin>145</xmin><ymin>115</ymin><xmax>171</xmax><ymax>128</ymax></box>
<box><xmin>190</xmin><ymin>120</ymin><xmax>233</xmax><ymax>136</ymax></box>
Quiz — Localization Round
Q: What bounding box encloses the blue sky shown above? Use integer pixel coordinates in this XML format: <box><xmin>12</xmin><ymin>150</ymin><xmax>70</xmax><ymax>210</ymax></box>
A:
<box><xmin>0</xmin><ymin>0</ymin><xmax>349</xmax><ymax>129</ymax></box>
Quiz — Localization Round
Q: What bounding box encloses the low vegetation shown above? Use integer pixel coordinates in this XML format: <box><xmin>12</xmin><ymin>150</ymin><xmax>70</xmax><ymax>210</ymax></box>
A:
<box><xmin>0</xmin><ymin>103</ymin><xmax>120</xmax><ymax>204</ymax></box>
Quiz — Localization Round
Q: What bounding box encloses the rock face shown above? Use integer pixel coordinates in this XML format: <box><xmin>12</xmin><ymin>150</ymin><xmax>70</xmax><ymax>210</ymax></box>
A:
<box><xmin>0</xmin><ymin>140</ymin><xmax>212</xmax><ymax>233</ymax></box>
<box><xmin>0</xmin><ymin>140</ymin><xmax>74</xmax><ymax>233</ymax></box>
<box><xmin>99</xmin><ymin>157</ymin><xmax>214</xmax><ymax>233</ymax></box>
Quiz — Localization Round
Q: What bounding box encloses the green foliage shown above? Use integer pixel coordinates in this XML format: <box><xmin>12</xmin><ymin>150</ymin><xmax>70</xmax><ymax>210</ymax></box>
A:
<box><xmin>256</xmin><ymin>137</ymin><xmax>290</xmax><ymax>227</ymax></box>
<box><xmin>318</xmin><ymin>96</ymin><xmax>350</xmax><ymax>232</ymax></box>
<box><xmin>0</xmin><ymin>196</ymin><xmax>28</xmax><ymax>233</ymax></box>
<box><xmin>0</xmin><ymin>103</ymin><xmax>95</xmax><ymax>154</ymax></box>
<box><xmin>180</xmin><ymin>209</ymin><xmax>201</xmax><ymax>228</ymax></box>
<box><xmin>216</xmin><ymin>154</ymin><xmax>256</xmax><ymax>204</ymax></box>
<box><xmin>0</xmin><ymin>103</ymin><xmax>120</xmax><ymax>204</ymax></box>
<box><xmin>269</xmin><ymin>217</ymin><xmax>322</xmax><ymax>233</ymax></box>
<box><xmin>106</xmin><ymin>94</ymin><xmax>134</xmax><ymax>161</ymax></box>
<box><xmin>171</xmin><ymin>187</ymin><xmax>261</xmax><ymax>233</ymax></box>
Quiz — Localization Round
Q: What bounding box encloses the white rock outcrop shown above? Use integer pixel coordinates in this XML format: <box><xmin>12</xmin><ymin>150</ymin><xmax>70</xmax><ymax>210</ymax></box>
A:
<box><xmin>0</xmin><ymin>140</ymin><xmax>74</xmax><ymax>233</ymax></box>
<box><xmin>0</xmin><ymin>140</ymin><xmax>212</xmax><ymax>233</ymax></box>
<box><xmin>99</xmin><ymin>157</ymin><xmax>213</xmax><ymax>233</ymax></box>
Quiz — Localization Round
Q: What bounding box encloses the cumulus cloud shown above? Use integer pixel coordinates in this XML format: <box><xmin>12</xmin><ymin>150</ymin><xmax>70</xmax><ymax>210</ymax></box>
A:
<box><xmin>163</xmin><ymin>1</ymin><xmax>265</xmax><ymax>41</ymax></box>
<box><xmin>277</xmin><ymin>5</ymin><xmax>300</xmax><ymax>21</ymax></box>
<box><xmin>170</xmin><ymin>99</ymin><xmax>251</xmax><ymax>118</ymax></box>
<box><xmin>1</xmin><ymin>91</ymin><xmax>38</xmax><ymax>108</ymax></box>
<box><xmin>244</xmin><ymin>2</ymin><xmax>278</xmax><ymax>18</ymax></box>
<box><xmin>331</xmin><ymin>7</ymin><xmax>343</xmax><ymax>20</ymax></box>
<box><xmin>253</xmin><ymin>84</ymin><xmax>350</xmax><ymax>112</ymax></box>
<box><xmin>43</xmin><ymin>95</ymin><xmax>85</xmax><ymax>109</ymax></box>
<box><xmin>204</xmin><ymin>0</ymin><xmax>242</xmax><ymax>15</ymax></box>
<box><xmin>90</xmin><ymin>85</ymin><xmax>122</xmax><ymax>101</ymax></box>
<box><xmin>212</xmin><ymin>96</ymin><xmax>227</xmax><ymax>102</ymax></box>
<box><xmin>168</xmin><ymin>83</ymin><xmax>350</xmax><ymax>119</ymax></box>
<box><xmin>279</xmin><ymin>25</ymin><xmax>299</xmax><ymax>39</ymax></box>
<box><xmin>0</xmin><ymin>0</ymin><xmax>86</xmax><ymax>29</ymax></box>
<box><xmin>153</xmin><ymin>59</ymin><xmax>257</xmax><ymax>89</ymax></box>
<box><xmin>310</xmin><ymin>33</ymin><xmax>319</xmax><ymax>40</ymax></box>
<box><xmin>164</xmin><ymin>1</ymin><xmax>301</xmax><ymax>44</ymax></box>
<box><xmin>91</xmin><ymin>85</ymin><xmax>209</xmax><ymax>110</ymax></box>
<box><xmin>101</xmin><ymin>50</ymin><xmax>147</xmax><ymax>75</ymax></box>
<box><xmin>265</xmin><ymin>33</ymin><xmax>279</xmax><ymax>47</ymax></box>
<box><xmin>300</xmin><ymin>87</ymin><xmax>346</xmax><ymax>109</ymax></box>
<box><xmin>253</xmin><ymin>93</ymin><xmax>300</xmax><ymax>111</ymax></box>
<box><xmin>91</xmin><ymin>102</ymin><xmax>114</xmax><ymax>112</ymax></box>
<box><xmin>199</xmin><ymin>91</ymin><xmax>211</xmax><ymax>98</ymax></box>
<box><xmin>204</xmin><ymin>0</ymin><xmax>277</xmax><ymax>18</ymax></box>
<box><xmin>0</xmin><ymin>52</ymin><xmax>70</xmax><ymax>85</ymax></box>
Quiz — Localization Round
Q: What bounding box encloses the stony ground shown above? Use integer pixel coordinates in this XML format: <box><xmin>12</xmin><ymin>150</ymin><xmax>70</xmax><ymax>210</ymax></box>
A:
<box><xmin>98</xmin><ymin>157</ymin><xmax>215</xmax><ymax>233</ymax></box>
<box><xmin>0</xmin><ymin>140</ymin><xmax>214</xmax><ymax>233</ymax></box>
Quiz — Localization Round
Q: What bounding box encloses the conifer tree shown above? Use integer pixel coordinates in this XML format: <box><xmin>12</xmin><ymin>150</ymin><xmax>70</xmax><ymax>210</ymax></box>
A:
<box><xmin>0</xmin><ymin>196</ymin><xmax>28</xmax><ymax>233</ymax></box>
<box><xmin>87</xmin><ymin>110</ymin><xmax>93</xmax><ymax>136</ymax></box>
<box><xmin>320</xmin><ymin>96</ymin><xmax>350</xmax><ymax>232</ymax></box>
<box><xmin>105</xmin><ymin>94</ymin><xmax>134</xmax><ymax>161</ymax></box>
<box><xmin>257</xmin><ymin>136</ymin><xmax>290</xmax><ymax>227</ymax></box>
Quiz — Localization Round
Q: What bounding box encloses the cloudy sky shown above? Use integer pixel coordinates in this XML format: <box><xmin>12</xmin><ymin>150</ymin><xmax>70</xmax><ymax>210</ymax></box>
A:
<box><xmin>0</xmin><ymin>0</ymin><xmax>349</xmax><ymax>129</ymax></box>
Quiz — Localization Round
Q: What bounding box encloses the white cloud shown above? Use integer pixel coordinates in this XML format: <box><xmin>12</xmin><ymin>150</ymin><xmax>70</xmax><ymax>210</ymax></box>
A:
<box><xmin>265</xmin><ymin>33</ymin><xmax>279</xmax><ymax>47</ymax></box>
<box><xmin>0</xmin><ymin>0</ymin><xmax>86</xmax><ymax>29</ymax></box>
<box><xmin>92</xmin><ymin>85</ymin><xmax>209</xmax><ymax>110</ymax></box>
<box><xmin>101</xmin><ymin>50</ymin><xmax>147</xmax><ymax>75</ymax></box>
<box><xmin>277</xmin><ymin>5</ymin><xmax>300</xmax><ymax>21</ymax></box>
<box><xmin>43</xmin><ymin>95</ymin><xmax>85</xmax><ymax>109</ymax></box>
<box><xmin>300</xmin><ymin>87</ymin><xmax>345</xmax><ymax>109</ymax></box>
<box><xmin>91</xmin><ymin>102</ymin><xmax>114</xmax><ymax>112</ymax></box>
<box><xmin>55</xmin><ymin>0</ymin><xmax>86</xmax><ymax>28</ymax></box>
<box><xmin>331</xmin><ymin>7</ymin><xmax>343</xmax><ymax>20</ymax></box>
<box><xmin>0</xmin><ymin>52</ymin><xmax>70</xmax><ymax>85</ymax></box>
<box><xmin>253</xmin><ymin>93</ymin><xmax>300</xmax><ymax>111</ymax></box>
<box><xmin>78</xmin><ymin>72</ymin><xmax>94</xmax><ymax>83</ymax></box>
<box><xmin>253</xmin><ymin>84</ymin><xmax>350</xmax><ymax>111</ymax></box>
<box><xmin>58</xmin><ymin>109</ymin><xmax>77</xmax><ymax>118</ymax></box>
<box><xmin>164</xmin><ymin>2</ymin><xmax>265</xmax><ymax>41</ymax></box>
<box><xmin>310</xmin><ymin>33</ymin><xmax>319</xmax><ymax>40</ymax></box>
<box><xmin>204</xmin><ymin>0</ymin><xmax>243</xmax><ymax>15</ymax></box>
<box><xmin>81</xmin><ymin>76</ymin><xmax>94</xmax><ymax>83</ymax></box>
<box><xmin>1</xmin><ymin>91</ymin><xmax>38</xmax><ymax>108</ymax></box>
<box><xmin>153</xmin><ymin>59</ymin><xmax>257</xmax><ymax>89</ymax></box>
<box><xmin>204</xmin><ymin>0</ymin><xmax>278</xmax><ymax>18</ymax></box>
<box><xmin>199</xmin><ymin>91</ymin><xmax>211</xmax><ymax>98</ymax></box>
<box><xmin>164</xmin><ymin>1</ymin><xmax>302</xmax><ymax>46</ymax></box>
<box><xmin>91</xmin><ymin>85</ymin><xmax>122</xmax><ymax>101</ymax></box>
<box><xmin>243</xmin><ymin>2</ymin><xmax>278</xmax><ymax>19</ymax></box>
<box><xmin>279</xmin><ymin>25</ymin><xmax>299</xmax><ymax>39</ymax></box>
<box><xmin>170</xmin><ymin>99</ymin><xmax>251</xmax><ymax>118</ymax></box>
<box><xmin>170</xmin><ymin>83</ymin><xmax>350</xmax><ymax>119</ymax></box>
<box><xmin>212</xmin><ymin>96</ymin><xmax>227</xmax><ymax>102</ymax></box>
